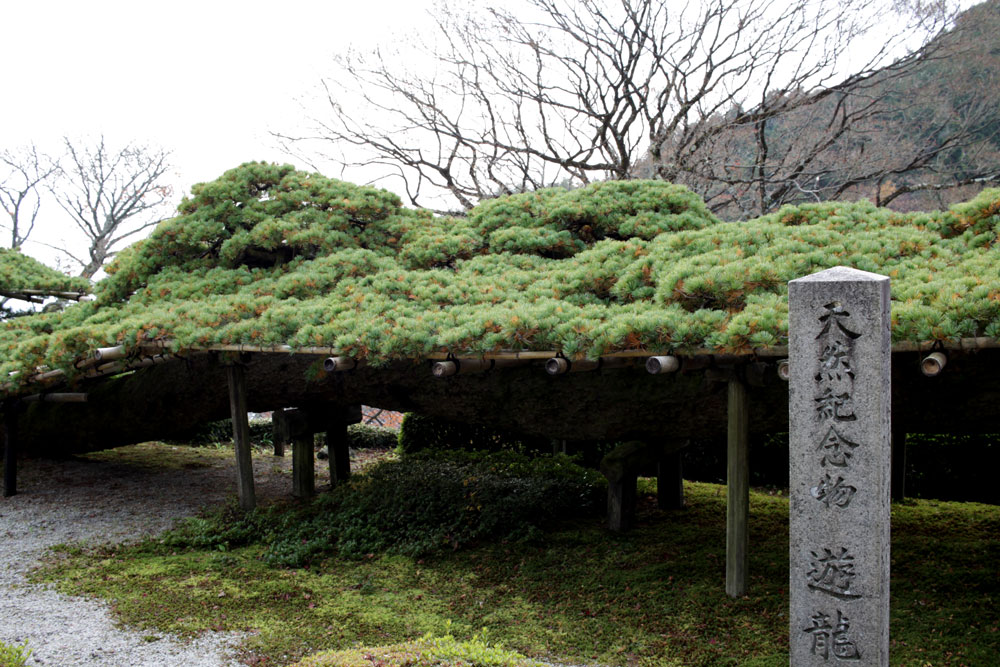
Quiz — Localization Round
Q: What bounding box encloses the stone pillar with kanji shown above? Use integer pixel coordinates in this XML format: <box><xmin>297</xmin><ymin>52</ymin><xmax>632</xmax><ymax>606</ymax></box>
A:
<box><xmin>789</xmin><ymin>266</ymin><xmax>891</xmax><ymax>666</ymax></box>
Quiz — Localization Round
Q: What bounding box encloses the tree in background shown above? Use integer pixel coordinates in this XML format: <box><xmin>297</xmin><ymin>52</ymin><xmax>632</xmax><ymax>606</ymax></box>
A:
<box><xmin>0</xmin><ymin>144</ymin><xmax>59</xmax><ymax>250</ymax></box>
<box><xmin>862</xmin><ymin>0</ymin><xmax>1000</xmax><ymax>210</ymax></box>
<box><xmin>52</xmin><ymin>136</ymin><xmax>174</xmax><ymax>279</ymax></box>
<box><xmin>280</xmin><ymin>0</ymin><xmax>997</xmax><ymax>217</ymax></box>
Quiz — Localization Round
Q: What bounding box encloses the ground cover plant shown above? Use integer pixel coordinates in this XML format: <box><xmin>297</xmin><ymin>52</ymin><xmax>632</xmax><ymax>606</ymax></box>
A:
<box><xmin>33</xmin><ymin>445</ymin><xmax>1000</xmax><ymax>667</ymax></box>
<box><xmin>3</xmin><ymin>163</ymin><xmax>1000</xmax><ymax>389</ymax></box>
<box><xmin>155</xmin><ymin>449</ymin><xmax>603</xmax><ymax>566</ymax></box>
<box><xmin>0</xmin><ymin>639</ymin><xmax>32</xmax><ymax>667</ymax></box>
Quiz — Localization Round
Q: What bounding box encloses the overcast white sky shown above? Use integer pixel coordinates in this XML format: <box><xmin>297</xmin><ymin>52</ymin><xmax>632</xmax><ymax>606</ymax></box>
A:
<box><xmin>0</xmin><ymin>0</ymin><xmax>435</xmax><ymax>268</ymax></box>
<box><xmin>0</xmin><ymin>0</ymin><xmax>980</xmax><ymax>274</ymax></box>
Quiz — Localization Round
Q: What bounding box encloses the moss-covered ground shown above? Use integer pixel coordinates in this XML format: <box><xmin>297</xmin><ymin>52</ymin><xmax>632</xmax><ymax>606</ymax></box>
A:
<box><xmin>29</xmin><ymin>446</ymin><xmax>999</xmax><ymax>667</ymax></box>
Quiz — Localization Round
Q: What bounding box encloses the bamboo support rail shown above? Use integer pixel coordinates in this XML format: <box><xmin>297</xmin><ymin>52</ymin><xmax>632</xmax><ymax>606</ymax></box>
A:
<box><xmin>921</xmin><ymin>352</ymin><xmax>948</xmax><ymax>377</ymax></box>
<box><xmin>0</xmin><ymin>289</ymin><xmax>89</xmax><ymax>301</ymax></box>
<box><xmin>324</xmin><ymin>356</ymin><xmax>363</xmax><ymax>372</ymax></box>
<box><xmin>646</xmin><ymin>355</ymin><xmax>680</xmax><ymax>374</ymax></box>
<box><xmin>4</xmin><ymin>335</ymin><xmax>999</xmax><ymax>395</ymax></box>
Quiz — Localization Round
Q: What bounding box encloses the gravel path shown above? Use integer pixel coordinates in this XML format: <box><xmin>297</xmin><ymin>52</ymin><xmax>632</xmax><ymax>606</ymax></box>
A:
<box><xmin>0</xmin><ymin>446</ymin><xmax>298</xmax><ymax>666</ymax></box>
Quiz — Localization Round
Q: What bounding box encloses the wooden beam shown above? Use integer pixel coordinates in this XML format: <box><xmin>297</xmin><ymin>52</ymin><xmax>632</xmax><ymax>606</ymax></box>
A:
<box><xmin>226</xmin><ymin>364</ymin><xmax>256</xmax><ymax>511</ymax></box>
<box><xmin>657</xmin><ymin>450</ymin><xmax>684</xmax><ymax>510</ymax></box>
<box><xmin>3</xmin><ymin>404</ymin><xmax>17</xmax><ymax>497</ymax></box>
<box><xmin>726</xmin><ymin>378</ymin><xmax>749</xmax><ymax>598</ymax></box>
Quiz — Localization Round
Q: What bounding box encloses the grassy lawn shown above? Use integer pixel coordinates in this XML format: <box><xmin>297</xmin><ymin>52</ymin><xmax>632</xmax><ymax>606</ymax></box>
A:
<box><xmin>30</xmin><ymin>448</ymin><xmax>1000</xmax><ymax>667</ymax></box>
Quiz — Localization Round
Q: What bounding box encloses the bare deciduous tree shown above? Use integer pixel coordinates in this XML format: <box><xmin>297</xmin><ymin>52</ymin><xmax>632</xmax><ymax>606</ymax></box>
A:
<box><xmin>279</xmin><ymin>0</ymin><xmax>996</xmax><ymax>217</ymax></box>
<box><xmin>0</xmin><ymin>144</ymin><xmax>59</xmax><ymax>249</ymax></box>
<box><xmin>53</xmin><ymin>136</ymin><xmax>173</xmax><ymax>278</ymax></box>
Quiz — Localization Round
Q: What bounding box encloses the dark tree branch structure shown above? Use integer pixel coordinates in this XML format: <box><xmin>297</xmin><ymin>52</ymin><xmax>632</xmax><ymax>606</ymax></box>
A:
<box><xmin>53</xmin><ymin>136</ymin><xmax>173</xmax><ymax>278</ymax></box>
<box><xmin>279</xmin><ymin>0</ymin><xmax>997</xmax><ymax>217</ymax></box>
<box><xmin>0</xmin><ymin>145</ymin><xmax>59</xmax><ymax>250</ymax></box>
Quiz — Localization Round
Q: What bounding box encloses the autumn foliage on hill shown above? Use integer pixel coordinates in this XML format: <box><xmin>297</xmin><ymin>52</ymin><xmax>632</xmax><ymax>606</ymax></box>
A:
<box><xmin>2</xmin><ymin>162</ymin><xmax>999</xmax><ymax>388</ymax></box>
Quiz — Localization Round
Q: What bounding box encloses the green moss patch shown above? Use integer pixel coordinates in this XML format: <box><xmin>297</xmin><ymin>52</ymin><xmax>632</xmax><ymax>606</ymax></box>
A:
<box><xmin>32</xmin><ymin>478</ymin><xmax>1000</xmax><ymax>666</ymax></box>
<box><xmin>292</xmin><ymin>632</ymin><xmax>547</xmax><ymax>667</ymax></box>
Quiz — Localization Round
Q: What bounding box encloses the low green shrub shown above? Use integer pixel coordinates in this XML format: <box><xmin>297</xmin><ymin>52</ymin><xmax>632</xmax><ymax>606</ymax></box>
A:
<box><xmin>0</xmin><ymin>640</ymin><xmax>32</xmax><ymax>667</ymax></box>
<box><xmin>166</xmin><ymin>417</ymin><xmax>274</xmax><ymax>449</ymax></box>
<box><xmin>347</xmin><ymin>423</ymin><xmax>398</xmax><ymax>449</ymax></box>
<box><xmin>162</xmin><ymin>449</ymin><xmax>604</xmax><ymax>566</ymax></box>
<box><xmin>398</xmin><ymin>413</ymin><xmax>548</xmax><ymax>455</ymax></box>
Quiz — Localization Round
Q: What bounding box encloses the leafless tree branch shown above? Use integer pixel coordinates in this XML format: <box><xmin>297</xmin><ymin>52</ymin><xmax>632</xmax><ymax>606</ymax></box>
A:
<box><xmin>51</xmin><ymin>136</ymin><xmax>174</xmax><ymax>278</ymax></box>
<box><xmin>0</xmin><ymin>144</ymin><xmax>59</xmax><ymax>249</ymax></box>
<box><xmin>278</xmin><ymin>0</ymin><xmax>995</xmax><ymax>216</ymax></box>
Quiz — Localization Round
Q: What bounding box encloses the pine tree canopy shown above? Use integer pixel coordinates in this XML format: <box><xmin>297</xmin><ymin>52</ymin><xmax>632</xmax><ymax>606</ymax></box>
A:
<box><xmin>0</xmin><ymin>249</ymin><xmax>90</xmax><ymax>296</ymax></box>
<box><xmin>3</xmin><ymin>162</ymin><xmax>999</xmax><ymax>388</ymax></box>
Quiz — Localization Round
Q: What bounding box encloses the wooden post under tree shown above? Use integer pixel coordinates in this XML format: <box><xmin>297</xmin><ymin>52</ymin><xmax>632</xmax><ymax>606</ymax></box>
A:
<box><xmin>607</xmin><ymin>471</ymin><xmax>638</xmax><ymax>532</ymax></box>
<box><xmin>727</xmin><ymin>376</ymin><xmax>750</xmax><ymax>598</ymax></box>
<box><xmin>226</xmin><ymin>364</ymin><xmax>256</xmax><ymax>511</ymax></box>
<box><xmin>3</xmin><ymin>402</ymin><xmax>18</xmax><ymax>498</ymax></box>
<box><xmin>325</xmin><ymin>405</ymin><xmax>361</xmax><ymax>487</ymax></box>
<box><xmin>292</xmin><ymin>432</ymin><xmax>315</xmax><ymax>499</ymax></box>
<box><xmin>271</xmin><ymin>407</ymin><xmax>287</xmax><ymax>457</ymax></box>
<box><xmin>273</xmin><ymin>408</ymin><xmax>316</xmax><ymax>499</ymax></box>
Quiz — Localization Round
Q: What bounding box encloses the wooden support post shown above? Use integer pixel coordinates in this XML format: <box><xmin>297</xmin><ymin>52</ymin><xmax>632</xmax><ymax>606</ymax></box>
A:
<box><xmin>892</xmin><ymin>426</ymin><xmax>907</xmax><ymax>502</ymax></box>
<box><xmin>607</xmin><ymin>472</ymin><xmax>637</xmax><ymax>532</ymax></box>
<box><xmin>226</xmin><ymin>365</ymin><xmax>256</xmax><ymax>511</ymax></box>
<box><xmin>271</xmin><ymin>408</ymin><xmax>287</xmax><ymax>457</ymax></box>
<box><xmin>3</xmin><ymin>404</ymin><xmax>18</xmax><ymax>497</ymax></box>
<box><xmin>277</xmin><ymin>408</ymin><xmax>315</xmax><ymax>498</ymax></box>
<box><xmin>657</xmin><ymin>450</ymin><xmax>684</xmax><ymax>510</ymax></box>
<box><xmin>327</xmin><ymin>422</ymin><xmax>351</xmax><ymax>487</ymax></box>
<box><xmin>726</xmin><ymin>377</ymin><xmax>749</xmax><ymax>598</ymax></box>
<box><xmin>292</xmin><ymin>433</ymin><xmax>315</xmax><ymax>499</ymax></box>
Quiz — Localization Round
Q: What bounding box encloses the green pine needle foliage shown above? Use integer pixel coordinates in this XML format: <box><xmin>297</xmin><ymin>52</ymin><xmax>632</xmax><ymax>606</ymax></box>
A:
<box><xmin>3</xmin><ymin>162</ymin><xmax>1000</xmax><ymax>390</ymax></box>
<box><xmin>0</xmin><ymin>248</ymin><xmax>90</xmax><ymax>295</ymax></box>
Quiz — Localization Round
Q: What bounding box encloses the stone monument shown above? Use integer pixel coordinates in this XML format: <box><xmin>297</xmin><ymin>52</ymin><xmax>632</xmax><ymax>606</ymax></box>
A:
<box><xmin>788</xmin><ymin>267</ymin><xmax>891</xmax><ymax>665</ymax></box>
